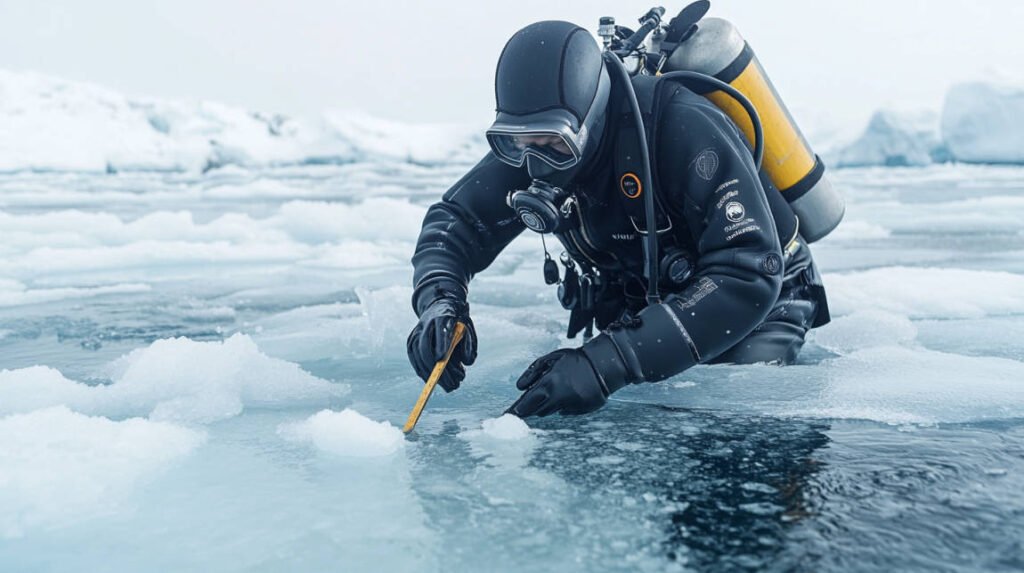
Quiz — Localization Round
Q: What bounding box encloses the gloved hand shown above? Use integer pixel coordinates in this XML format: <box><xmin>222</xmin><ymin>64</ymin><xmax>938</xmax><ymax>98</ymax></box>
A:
<box><xmin>507</xmin><ymin>348</ymin><xmax>610</xmax><ymax>417</ymax></box>
<box><xmin>406</xmin><ymin>296</ymin><xmax>477</xmax><ymax>392</ymax></box>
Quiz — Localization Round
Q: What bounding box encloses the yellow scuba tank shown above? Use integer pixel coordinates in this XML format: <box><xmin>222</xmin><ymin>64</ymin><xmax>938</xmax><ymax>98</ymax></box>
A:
<box><xmin>661</xmin><ymin>17</ymin><xmax>844</xmax><ymax>242</ymax></box>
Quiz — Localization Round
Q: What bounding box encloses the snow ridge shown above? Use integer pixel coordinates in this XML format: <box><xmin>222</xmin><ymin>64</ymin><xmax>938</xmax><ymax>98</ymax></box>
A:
<box><xmin>0</xmin><ymin>69</ymin><xmax>485</xmax><ymax>173</ymax></box>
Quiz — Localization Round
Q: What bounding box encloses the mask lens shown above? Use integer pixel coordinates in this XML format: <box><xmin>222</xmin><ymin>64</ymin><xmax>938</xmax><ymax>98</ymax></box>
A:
<box><xmin>487</xmin><ymin>131</ymin><xmax>579</xmax><ymax>170</ymax></box>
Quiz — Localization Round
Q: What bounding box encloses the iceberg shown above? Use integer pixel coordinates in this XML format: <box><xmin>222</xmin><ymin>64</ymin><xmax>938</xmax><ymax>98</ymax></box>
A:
<box><xmin>834</xmin><ymin>110</ymin><xmax>949</xmax><ymax>168</ymax></box>
<box><xmin>827</xmin><ymin>81</ymin><xmax>1024</xmax><ymax>166</ymax></box>
<box><xmin>941</xmin><ymin>81</ymin><xmax>1024</xmax><ymax>164</ymax></box>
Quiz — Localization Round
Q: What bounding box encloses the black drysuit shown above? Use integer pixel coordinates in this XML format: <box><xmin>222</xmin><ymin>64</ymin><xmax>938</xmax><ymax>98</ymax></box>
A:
<box><xmin>412</xmin><ymin>86</ymin><xmax>828</xmax><ymax>390</ymax></box>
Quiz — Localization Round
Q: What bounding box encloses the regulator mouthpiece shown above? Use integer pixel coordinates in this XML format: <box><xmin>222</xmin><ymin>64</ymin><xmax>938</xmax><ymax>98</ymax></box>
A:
<box><xmin>507</xmin><ymin>180</ymin><xmax>575</xmax><ymax>234</ymax></box>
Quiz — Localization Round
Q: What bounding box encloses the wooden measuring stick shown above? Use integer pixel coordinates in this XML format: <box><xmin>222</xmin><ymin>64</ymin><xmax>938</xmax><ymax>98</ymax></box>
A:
<box><xmin>403</xmin><ymin>321</ymin><xmax>466</xmax><ymax>434</ymax></box>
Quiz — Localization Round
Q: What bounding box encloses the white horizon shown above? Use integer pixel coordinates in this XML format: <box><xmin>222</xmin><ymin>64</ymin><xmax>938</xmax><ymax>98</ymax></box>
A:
<box><xmin>2</xmin><ymin>0</ymin><xmax>1023</xmax><ymax>131</ymax></box>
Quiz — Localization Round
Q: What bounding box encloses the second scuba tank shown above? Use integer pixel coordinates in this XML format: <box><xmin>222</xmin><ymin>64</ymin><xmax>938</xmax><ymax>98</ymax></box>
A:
<box><xmin>661</xmin><ymin>17</ymin><xmax>844</xmax><ymax>243</ymax></box>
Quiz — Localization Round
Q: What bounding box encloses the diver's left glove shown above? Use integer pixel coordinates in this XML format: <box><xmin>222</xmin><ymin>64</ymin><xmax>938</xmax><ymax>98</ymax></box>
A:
<box><xmin>406</xmin><ymin>294</ymin><xmax>477</xmax><ymax>392</ymax></box>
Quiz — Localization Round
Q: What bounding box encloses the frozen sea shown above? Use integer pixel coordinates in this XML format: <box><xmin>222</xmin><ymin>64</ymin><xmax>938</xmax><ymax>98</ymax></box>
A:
<box><xmin>1</xmin><ymin>159</ymin><xmax>1024</xmax><ymax>572</ymax></box>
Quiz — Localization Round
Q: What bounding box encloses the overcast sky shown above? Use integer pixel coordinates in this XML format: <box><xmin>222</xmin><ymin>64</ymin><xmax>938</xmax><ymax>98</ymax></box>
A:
<box><xmin>2</xmin><ymin>0</ymin><xmax>1023</xmax><ymax>130</ymax></box>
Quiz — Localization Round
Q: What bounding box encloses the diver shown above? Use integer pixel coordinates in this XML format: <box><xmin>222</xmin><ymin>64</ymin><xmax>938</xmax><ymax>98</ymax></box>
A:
<box><xmin>407</xmin><ymin>12</ymin><xmax>838</xmax><ymax>418</ymax></box>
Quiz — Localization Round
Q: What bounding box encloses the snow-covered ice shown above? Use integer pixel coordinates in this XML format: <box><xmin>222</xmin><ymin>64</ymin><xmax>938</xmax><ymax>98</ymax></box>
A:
<box><xmin>827</xmin><ymin>267</ymin><xmax>1024</xmax><ymax>318</ymax></box>
<box><xmin>0</xmin><ymin>406</ymin><xmax>203</xmax><ymax>538</ymax></box>
<box><xmin>278</xmin><ymin>409</ymin><xmax>405</xmax><ymax>457</ymax></box>
<box><xmin>0</xmin><ymin>334</ymin><xmax>347</xmax><ymax>423</ymax></box>
<box><xmin>0</xmin><ymin>70</ymin><xmax>484</xmax><ymax>173</ymax></box>
<box><xmin>480</xmin><ymin>414</ymin><xmax>534</xmax><ymax>440</ymax></box>
<box><xmin>810</xmin><ymin>310</ymin><xmax>918</xmax><ymax>354</ymax></box>
<box><xmin>460</xmin><ymin>414</ymin><xmax>535</xmax><ymax>442</ymax></box>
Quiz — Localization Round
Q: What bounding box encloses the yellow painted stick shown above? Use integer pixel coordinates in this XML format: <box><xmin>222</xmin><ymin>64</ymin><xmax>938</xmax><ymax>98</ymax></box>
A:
<box><xmin>403</xmin><ymin>321</ymin><xmax>466</xmax><ymax>434</ymax></box>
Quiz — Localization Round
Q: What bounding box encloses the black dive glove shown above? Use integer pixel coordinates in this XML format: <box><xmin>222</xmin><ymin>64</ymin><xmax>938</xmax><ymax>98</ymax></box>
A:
<box><xmin>406</xmin><ymin>296</ymin><xmax>477</xmax><ymax>392</ymax></box>
<box><xmin>508</xmin><ymin>319</ymin><xmax>649</xmax><ymax>417</ymax></box>
<box><xmin>507</xmin><ymin>347</ymin><xmax>618</xmax><ymax>417</ymax></box>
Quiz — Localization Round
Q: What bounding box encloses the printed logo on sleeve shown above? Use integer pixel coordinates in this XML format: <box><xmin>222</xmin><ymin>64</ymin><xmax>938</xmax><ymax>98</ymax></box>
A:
<box><xmin>725</xmin><ymin>201</ymin><xmax>746</xmax><ymax>222</ymax></box>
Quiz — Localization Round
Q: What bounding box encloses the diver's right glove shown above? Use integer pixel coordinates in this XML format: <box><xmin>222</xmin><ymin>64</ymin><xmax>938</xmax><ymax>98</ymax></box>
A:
<box><xmin>406</xmin><ymin>295</ymin><xmax>477</xmax><ymax>392</ymax></box>
<box><xmin>508</xmin><ymin>330</ymin><xmax>639</xmax><ymax>418</ymax></box>
<box><xmin>508</xmin><ymin>349</ymin><xmax>608</xmax><ymax>417</ymax></box>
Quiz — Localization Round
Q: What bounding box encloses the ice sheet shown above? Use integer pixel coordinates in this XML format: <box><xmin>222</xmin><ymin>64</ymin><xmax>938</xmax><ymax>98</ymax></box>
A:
<box><xmin>826</xmin><ymin>267</ymin><xmax>1024</xmax><ymax>318</ymax></box>
<box><xmin>1</xmin><ymin>69</ymin><xmax>1024</xmax><ymax>571</ymax></box>
<box><xmin>792</xmin><ymin>345</ymin><xmax>1024</xmax><ymax>425</ymax></box>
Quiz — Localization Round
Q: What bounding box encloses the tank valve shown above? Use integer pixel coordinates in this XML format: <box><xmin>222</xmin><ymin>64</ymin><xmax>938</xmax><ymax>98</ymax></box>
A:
<box><xmin>598</xmin><ymin>17</ymin><xmax>616</xmax><ymax>49</ymax></box>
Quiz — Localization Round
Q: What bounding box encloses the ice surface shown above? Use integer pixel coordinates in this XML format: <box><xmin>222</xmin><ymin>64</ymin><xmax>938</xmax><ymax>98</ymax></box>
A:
<box><xmin>942</xmin><ymin>81</ymin><xmax>1024</xmax><ymax>164</ymax></box>
<box><xmin>831</xmin><ymin>195</ymin><xmax>1024</xmax><ymax>238</ymax></box>
<box><xmin>0</xmin><ymin>198</ymin><xmax>427</xmax><ymax>291</ymax></box>
<box><xmin>0</xmin><ymin>334</ymin><xmax>347</xmax><ymax>423</ymax></box>
<box><xmin>320</xmin><ymin>111</ymin><xmax>485</xmax><ymax>165</ymax></box>
<box><xmin>827</xmin><ymin>267</ymin><xmax>1024</xmax><ymax>318</ymax></box>
<box><xmin>818</xmin><ymin>220</ymin><xmax>890</xmax><ymax>241</ymax></box>
<box><xmin>811</xmin><ymin>310</ymin><xmax>918</xmax><ymax>354</ymax></box>
<box><xmin>794</xmin><ymin>346</ymin><xmax>1024</xmax><ymax>425</ymax></box>
<box><xmin>0</xmin><ymin>406</ymin><xmax>203</xmax><ymax>538</ymax></box>
<box><xmin>0</xmin><ymin>280</ymin><xmax>150</xmax><ymax>307</ymax></box>
<box><xmin>278</xmin><ymin>408</ymin><xmax>405</xmax><ymax>457</ymax></box>
<box><xmin>5</xmin><ymin>69</ymin><xmax>1024</xmax><ymax>174</ymax></box>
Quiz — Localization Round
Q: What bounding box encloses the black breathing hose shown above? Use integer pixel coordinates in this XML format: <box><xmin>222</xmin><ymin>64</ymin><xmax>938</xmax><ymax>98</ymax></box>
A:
<box><xmin>601</xmin><ymin>53</ymin><xmax>766</xmax><ymax>307</ymax></box>
<box><xmin>603</xmin><ymin>51</ymin><xmax>662</xmax><ymax>305</ymax></box>
<box><xmin>656</xmin><ymin>70</ymin><xmax>765</xmax><ymax>170</ymax></box>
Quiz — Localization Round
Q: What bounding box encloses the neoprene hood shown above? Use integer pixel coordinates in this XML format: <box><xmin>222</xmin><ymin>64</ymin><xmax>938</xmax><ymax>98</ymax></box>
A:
<box><xmin>486</xmin><ymin>21</ymin><xmax>611</xmax><ymax>180</ymax></box>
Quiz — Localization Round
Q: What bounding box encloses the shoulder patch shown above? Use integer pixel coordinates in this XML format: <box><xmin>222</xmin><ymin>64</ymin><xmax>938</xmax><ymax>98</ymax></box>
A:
<box><xmin>694</xmin><ymin>148</ymin><xmax>719</xmax><ymax>181</ymax></box>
